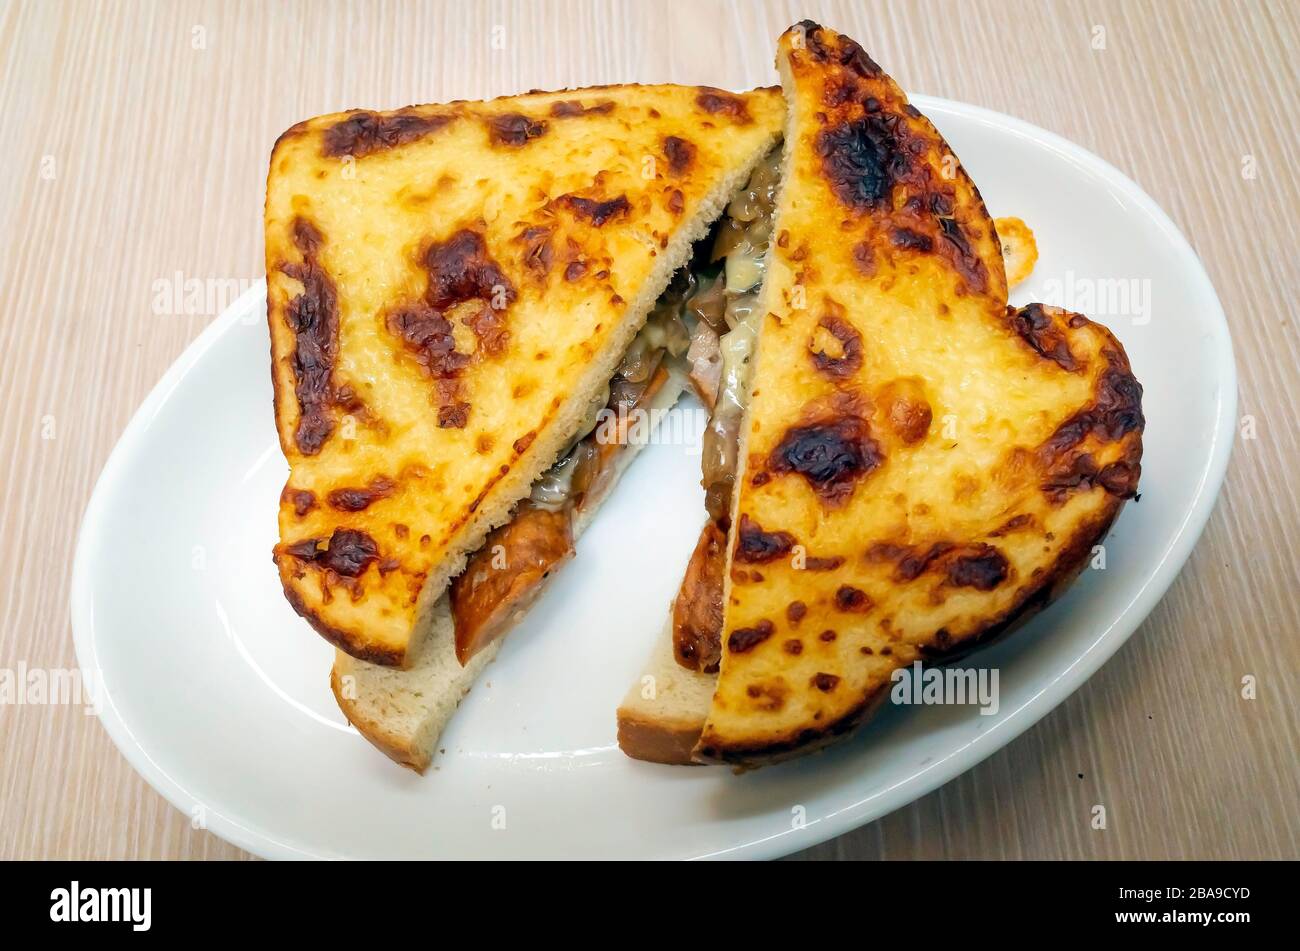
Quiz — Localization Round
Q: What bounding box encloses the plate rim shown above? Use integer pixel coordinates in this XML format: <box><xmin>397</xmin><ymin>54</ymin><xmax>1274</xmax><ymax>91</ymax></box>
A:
<box><xmin>70</xmin><ymin>95</ymin><xmax>1237</xmax><ymax>861</ymax></box>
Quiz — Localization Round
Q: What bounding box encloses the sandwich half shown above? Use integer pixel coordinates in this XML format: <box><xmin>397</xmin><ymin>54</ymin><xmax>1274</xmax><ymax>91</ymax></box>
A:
<box><xmin>618</xmin><ymin>22</ymin><xmax>1142</xmax><ymax>767</ymax></box>
<box><xmin>267</xmin><ymin>83</ymin><xmax>784</xmax><ymax>768</ymax></box>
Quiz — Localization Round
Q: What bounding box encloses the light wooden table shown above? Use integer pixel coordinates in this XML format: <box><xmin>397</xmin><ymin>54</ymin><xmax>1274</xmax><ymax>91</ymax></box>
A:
<box><xmin>1</xmin><ymin>0</ymin><xmax>1296</xmax><ymax>861</ymax></box>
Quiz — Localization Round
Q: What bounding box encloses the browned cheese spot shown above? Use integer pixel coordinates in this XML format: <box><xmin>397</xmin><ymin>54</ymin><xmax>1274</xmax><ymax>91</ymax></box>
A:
<box><xmin>878</xmin><ymin>378</ymin><xmax>933</xmax><ymax>444</ymax></box>
<box><xmin>486</xmin><ymin>112</ymin><xmax>548</xmax><ymax>147</ymax></box>
<box><xmin>284</xmin><ymin>488</ymin><xmax>316</xmax><ymax>516</ymax></box>
<box><xmin>283</xmin><ymin>528</ymin><xmax>379</xmax><ymax>578</ymax></box>
<box><xmin>463</xmin><ymin>301</ymin><xmax>510</xmax><ymax>357</ymax></box>
<box><xmin>769</xmin><ymin>414</ymin><xmax>883</xmax><ymax>505</ymax></box>
<box><xmin>327</xmin><ymin>476</ymin><xmax>396</xmax><ymax>512</ymax></box>
<box><xmin>734</xmin><ymin>513</ymin><xmax>797</xmax><ymax>564</ymax></box>
<box><xmin>557</xmin><ymin>193</ymin><xmax>632</xmax><ymax>227</ymax></box>
<box><xmin>1010</xmin><ymin>303</ymin><xmax>1080</xmax><ymax>371</ymax></box>
<box><xmin>816</xmin><ymin>113</ymin><xmax>910</xmax><ymax>212</ymax></box>
<box><xmin>1039</xmin><ymin>353</ymin><xmax>1144</xmax><ymax>501</ymax></box>
<box><xmin>695</xmin><ymin>88</ymin><xmax>752</xmax><ymax>123</ymax></box>
<box><xmin>871</xmin><ymin>540</ymin><xmax>1012</xmax><ymax>591</ymax></box>
<box><xmin>799</xmin><ymin>20</ymin><xmax>883</xmax><ymax>78</ymax></box>
<box><xmin>549</xmin><ymin>100</ymin><xmax>615</xmax><ymax>118</ymax></box>
<box><xmin>385</xmin><ymin>229</ymin><xmax>517</xmax><ymax>426</ymax></box>
<box><xmin>728</xmin><ymin>619</ymin><xmax>775</xmax><ymax>654</ymax></box>
<box><xmin>851</xmin><ymin>240</ymin><xmax>876</xmax><ymax>276</ymax></box>
<box><xmin>812</xmin><ymin>672</ymin><xmax>841</xmax><ymax>692</ymax></box>
<box><xmin>896</xmin><ymin>542</ymin><xmax>953</xmax><ymax>581</ymax></box>
<box><xmin>438</xmin><ymin>402</ymin><xmax>471</xmax><ymax>429</ymax></box>
<box><xmin>321</xmin><ymin>111</ymin><xmax>453</xmax><ymax>158</ymax></box>
<box><xmin>812</xmin><ymin>70</ymin><xmax>988</xmax><ymax>295</ymax></box>
<box><xmin>425</xmin><ymin>229</ymin><xmax>517</xmax><ymax>312</ymax></box>
<box><xmin>891</xmin><ymin>227</ymin><xmax>932</xmax><ymax>252</ymax></box>
<box><xmin>514</xmin><ymin>225</ymin><xmax>554</xmax><ymax>278</ymax></box>
<box><xmin>745</xmin><ymin>680</ymin><xmax>789</xmax><ymax>711</ymax></box>
<box><xmin>946</xmin><ymin>546</ymin><xmax>1011</xmax><ymax>590</ymax></box>
<box><xmin>809</xmin><ymin>307</ymin><xmax>864</xmax><ymax>378</ymax></box>
<box><xmin>834</xmin><ymin>585</ymin><xmax>873</xmax><ymax>612</ymax></box>
<box><xmin>662</xmin><ymin>135</ymin><xmax>696</xmax><ymax>175</ymax></box>
<box><xmin>805</xmin><ymin>554</ymin><xmax>846</xmax><ymax>571</ymax></box>
<box><xmin>280</xmin><ymin>217</ymin><xmax>340</xmax><ymax>455</ymax></box>
<box><xmin>386</xmin><ymin>303</ymin><xmax>468</xmax><ymax>378</ymax></box>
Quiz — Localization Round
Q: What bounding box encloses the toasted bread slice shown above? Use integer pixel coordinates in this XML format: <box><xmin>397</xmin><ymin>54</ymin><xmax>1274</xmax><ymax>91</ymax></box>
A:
<box><xmin>335</xmin><ymin>375</ymin><xmax>685</xmax><ymax>772</ymax></box>
<box><xmin>267</xmin><ymin>85</ymin><xmax>784</xmax><ymax>667</ymax></box>
<box><xmin>616</xmin><ymin>226</ymin><xmax>1042</xmax><ymax>764</ymax></box>
<box><xmin>617</xmin><ymin>607</ymin><xmax>718</xmax><ymax>767</ymax></box>
<box><xmin>691</xmin><ymin>23</ymin><xmax>1143</xmax><ymax>766</ymax></box>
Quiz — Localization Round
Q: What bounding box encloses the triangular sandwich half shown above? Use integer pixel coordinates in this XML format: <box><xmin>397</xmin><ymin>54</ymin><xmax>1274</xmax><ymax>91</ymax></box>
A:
<box><xmin>618</xmin><ymin>23</ymin><xmax>1143</xmax><ymax>767</ymax></box>
<box><xmin>267</xmin><ymin>84</ymin><xmax>784</xmax><ymax>768</ymax></box>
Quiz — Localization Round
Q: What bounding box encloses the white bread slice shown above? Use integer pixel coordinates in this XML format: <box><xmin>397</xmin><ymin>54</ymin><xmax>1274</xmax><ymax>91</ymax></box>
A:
<box><xmin>334</xmin><ymin>377</ymin><xmax>686</xmax><ymax>771</ymax></box>
<box><xmin>332</xmin><ymin>599</ymin><xmax>500</xmax><ymax>771</ymax></box>
<box><xmin>616</xmin><ymin>616</ymin><xmax>714</xmax><ymax>765</ymax></box>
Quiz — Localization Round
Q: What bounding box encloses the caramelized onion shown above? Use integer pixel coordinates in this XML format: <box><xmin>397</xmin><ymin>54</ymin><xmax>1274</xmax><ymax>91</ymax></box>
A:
<box><xmin>686</xmin><ymin>321</ymin><xmax>722</xmax><ymax>408</ymax></box>
<box><xmin>686</xmin><ymin>273</ymin><xmax>727</xmax><ymax>333</ymax></box>
<box><xmin>711</xmin><ymin>218</ymin><xmax>747</xmax><ymax>262</ymax></box>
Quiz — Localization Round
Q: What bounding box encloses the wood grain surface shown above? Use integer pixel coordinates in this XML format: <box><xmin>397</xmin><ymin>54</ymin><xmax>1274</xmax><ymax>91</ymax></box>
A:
<box><xmin>1</xmin><ymin>0</ymin><xmax>1296</xmax><ymax>861</ymax></box>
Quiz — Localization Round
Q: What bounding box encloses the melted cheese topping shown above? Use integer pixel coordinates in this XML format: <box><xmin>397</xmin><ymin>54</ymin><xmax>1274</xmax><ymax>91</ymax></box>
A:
<box><xmin>696</xmin><ymin>25</ymin><xmax>1142</xmax><ymax>763</ymax></box>
<box><xmin>267</xmin><ymin>85</ymin><xmax>784</xmax><ymax>664</ymax></box>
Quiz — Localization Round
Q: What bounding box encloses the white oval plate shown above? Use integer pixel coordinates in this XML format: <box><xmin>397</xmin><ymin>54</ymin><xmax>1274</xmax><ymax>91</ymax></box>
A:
<box><xmin>72</xmin><ymin>97</ymin><xmax>1234</xmax><ymax>860</ymax></box>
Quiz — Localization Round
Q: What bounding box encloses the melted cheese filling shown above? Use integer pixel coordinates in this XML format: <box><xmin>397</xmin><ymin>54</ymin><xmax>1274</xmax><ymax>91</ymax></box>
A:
<box><xmin>683</xmin><ymin>145</ymin><xmax>783</xmax><ymax>520</ymax></box>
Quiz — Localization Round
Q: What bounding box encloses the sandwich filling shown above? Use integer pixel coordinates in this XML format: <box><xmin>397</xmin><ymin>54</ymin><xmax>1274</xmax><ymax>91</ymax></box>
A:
<box><xmin>449</xmin><ymin>145</ymin><xmax>782</xmax><ymax>665</ymax></box>
<box><xmin>669</xmin><ymin>146</ymin><xmax>782</xmax><ymax>673</ymax></box>
<box><xmin>449</xmin><ymin>314</ymin><xmax>679</xmax><ymax>663</ymax></box>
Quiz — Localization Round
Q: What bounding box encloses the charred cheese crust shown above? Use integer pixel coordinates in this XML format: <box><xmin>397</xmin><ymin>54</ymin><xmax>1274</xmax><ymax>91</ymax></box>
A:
<box><xmin>267</xmin><ymin>85</ymin><xmax>784</xmax><ymax>666</ymax></box>
<box><xmin>694</xmin><ymin>24</ymin><xmax>1143</xmax><ymax>765</ymax></box>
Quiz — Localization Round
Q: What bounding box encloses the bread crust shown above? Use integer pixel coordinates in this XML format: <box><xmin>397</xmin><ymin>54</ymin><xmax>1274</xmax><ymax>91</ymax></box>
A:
<box><xmin>616</xmin><ymin>611</ymin><xmax>717</xmax><ymax>766</ymax></box>
<box><xmin>330</xmin><ymin>662</ymin><xmax>428</xmax><ymax>771</ymax></box>
<box><xmin>616</xmin><ymin>715</ymin><xmax>704</xmax><ymax>766</ymax></box>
